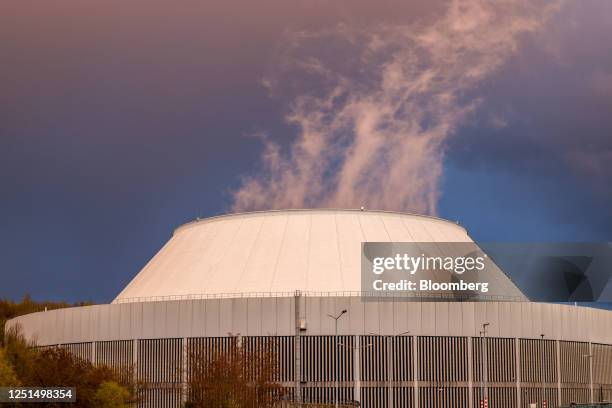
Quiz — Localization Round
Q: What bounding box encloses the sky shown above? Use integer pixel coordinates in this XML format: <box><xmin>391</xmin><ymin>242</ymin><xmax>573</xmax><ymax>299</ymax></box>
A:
<box><xmin>1</xmin><ymin>0</ymin><xmax>611</xmax><ymax>303</ymax></box>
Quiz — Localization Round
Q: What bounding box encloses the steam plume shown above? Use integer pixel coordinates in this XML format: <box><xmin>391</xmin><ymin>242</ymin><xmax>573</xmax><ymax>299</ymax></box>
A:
<box><xmin>232</xmin><ymin>0</ymin><xmax>559</xmax><ymax>214</ymax></box>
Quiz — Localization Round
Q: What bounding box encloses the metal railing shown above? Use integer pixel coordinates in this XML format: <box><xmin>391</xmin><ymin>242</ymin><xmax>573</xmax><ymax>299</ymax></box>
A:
<box><xmin>275</xmin><ymin>400</ymin><xmax>358</xmax><ymax>408</ymax></box>
<box><xmin>113</xmin><ymin>291</ymin><xmax>526</xmax><ymax>304</ymax></box>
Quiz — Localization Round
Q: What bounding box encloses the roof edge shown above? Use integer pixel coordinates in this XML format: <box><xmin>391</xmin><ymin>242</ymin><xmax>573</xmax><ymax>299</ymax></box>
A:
<box><xmin>173</xmin><ymin>208</ymin><xmax>468</xmax><ymax>236</ymax></box>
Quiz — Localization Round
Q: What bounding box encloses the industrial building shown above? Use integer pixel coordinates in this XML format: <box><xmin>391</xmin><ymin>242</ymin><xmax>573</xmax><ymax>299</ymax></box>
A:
<box><xmin>7</xmin><ymin>209</ymin><xmax>612</xmax><ymax>407</ymax></box>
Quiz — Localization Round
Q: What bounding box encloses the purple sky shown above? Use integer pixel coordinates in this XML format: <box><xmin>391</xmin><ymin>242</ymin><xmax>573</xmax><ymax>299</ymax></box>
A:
<box><xmin>1</xmin><ymin>0</ymin><xmax>611</xmax><ymax>302</ymax></box>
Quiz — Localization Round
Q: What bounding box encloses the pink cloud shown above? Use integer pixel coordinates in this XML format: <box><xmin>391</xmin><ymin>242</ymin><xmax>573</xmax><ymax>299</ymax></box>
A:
<box><xmin>232</xmin><ymin>0</ymin><xmax>560</xmax><ymax>214</ymax></box>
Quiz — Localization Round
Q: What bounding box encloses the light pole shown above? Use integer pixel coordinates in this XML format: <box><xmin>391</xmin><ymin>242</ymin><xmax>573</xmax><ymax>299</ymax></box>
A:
<box><xmin>369</xmin><ymin>331</ymin><xmax>410</xmax><ymax>408</ymax></box>
<box><xmin>583</xmin><ymin>353</ymin><xmax>593</xmax><ymax>404</ymax></box>
<box><xmin>482</xmin><ymin>323</ymin><xmax>490</xmax><ymax>407</ymax></box>
<box><xmin>479</xmin><ymin>330</ymin><xmax>484</xmax><ymax>407</ymax></box>
<box><xmin>338</xmin><ymin>339</ymin><xmax>373</xmax><ymax>405</ymax></box>
<box><xmin>327</xmin><ymin>309</ymin><xmax>347</xmax><ymax>408</ymax></box>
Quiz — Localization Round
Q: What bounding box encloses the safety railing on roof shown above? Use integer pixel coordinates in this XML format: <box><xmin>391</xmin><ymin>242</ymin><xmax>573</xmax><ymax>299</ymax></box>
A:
<box><xmin>112</xmin><ymin>291</ymin><xmax>527</xmax><ymax>304</ymax></box>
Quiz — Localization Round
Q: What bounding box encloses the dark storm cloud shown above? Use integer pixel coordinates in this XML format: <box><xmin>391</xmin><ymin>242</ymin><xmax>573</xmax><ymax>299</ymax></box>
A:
<box><xmin>0</xmin><ymin>0</ymin><xmax>442</xmax><ymax>302</ymax></box>
<box><xmin>451</xmin><ymin>0</ymin><xmax>612</xmax><ymax>185</ymax></box>
<box><xmin>0</xmin><ymin>0</ymin><xmax>611</xmax><ymax>302</ymax></box>
<box><xmin>445</xmin><ymin>0</ymin><xmax>612</xmax><ymax>237</ymax></box>
<box><xmin>231</xmin><ymin>0</ymin><xmax>561</xmax><ymax>214</ymax></box>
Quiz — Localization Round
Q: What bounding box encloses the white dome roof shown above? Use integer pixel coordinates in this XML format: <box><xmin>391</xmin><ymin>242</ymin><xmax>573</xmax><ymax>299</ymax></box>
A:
<box><xmin>113</xmin><ymin>209</ymin><xmax>525</xmax><ymax>302</ymax></box>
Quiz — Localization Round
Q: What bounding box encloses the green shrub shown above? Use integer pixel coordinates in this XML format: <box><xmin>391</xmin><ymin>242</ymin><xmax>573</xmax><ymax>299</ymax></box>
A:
<box><xmin>3</xmin><ymin>328</ymin><xmax>136</xmax><ymax>407</ymax></box>
<box><xmin>0</xmin><ymin>347</ymin><xmax>19</xmax><ymax>386</ymax></box>
<box><xmin>93</xmin><ymin>381</ymin><xmax>131</xmax><ymax>408</ymax></box>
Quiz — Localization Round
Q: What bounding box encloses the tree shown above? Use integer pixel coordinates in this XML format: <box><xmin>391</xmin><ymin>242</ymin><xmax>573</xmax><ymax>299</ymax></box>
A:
<box><xmin>0</xmin><ymin>347</ymin><xmax>19</xmax><ymax>386</ymax></box>
<box><xmin>2</xmin><ymin>324</ymin><xmax>36</xmax><ymax>383</ymax></box>
<box><xmin>93</xmin><ymin>381</ymin><xmax>131</xmax><ymax>408</ymax></box>
<box><xmin>3</xmin><ymin>327</ymin><xmax>136</xmax><ymax>407</ymax></box>
<box><xmin>1</xmin><ymin>295</ymin><xmax>93</xmax><ymax>345</ymax></box>
<box><xmin>186</xmin><ymin>335</ymin><xmax>284</xmax><ymax>408</ymax></box>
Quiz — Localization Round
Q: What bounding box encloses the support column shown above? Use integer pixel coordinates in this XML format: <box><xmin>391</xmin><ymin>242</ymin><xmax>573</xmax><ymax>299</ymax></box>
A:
<box><xmin>387</xmin><ymin>336</ymin><xmax>393</xmax><ymax>408</ymax></box>
<box><xmin>515</xmin><ymin>338</ymin><xmax>521</xmax><ymax>408</ymax></box>
<box><xmin>413</xmin><ymin>336</ymin><xmax>419</xmax><ymax>408</ymax></box>
<box><xmin>556</xmin><ymin>340</ymin><xmax>561</xmax><ymax>405</ymax></box>
<box><xmin>589</xmin><ymin>342</ymin><xmax>594</xmax><ymax>404</ymax></box>
<box><xmin>181</xmin><ymin>338</ymin><xmax>188</xmax><ymax>405</ymax></box>
<box><xmin>294</xmin><ymin>291</ymin><xmax>302</xmax><ymax>402</ymax></box>
<box><xmin>133</xmin><ymin>339</ymin><xmax>138</xmax><ymax>397</ymax></box>
<box><xmin>468</xmin><ymin>337</ymin><xmax>473</xmax><ymax>408</ymax></box>
<box><xmin>91</xmin><ymin>341</ymin><xmax>96</xmax><ymax>365</ymax></box>
<box><xmin>353</xmin><ymin>335</ymin><xmax>361</xmax><ymax>404</ymax></box>
<box><xmin>484</xmin><ymin>335</ymin><xmax>489</xmax><ymax>404</ymax></box>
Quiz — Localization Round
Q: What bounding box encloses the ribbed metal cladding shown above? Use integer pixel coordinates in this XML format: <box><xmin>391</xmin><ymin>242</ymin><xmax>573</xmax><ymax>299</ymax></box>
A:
<box><xmin>186</xmin><ymin>336</ymin><xmax>235</xmax><ymax>404</ymax></box>
<box><xmin>557</xmin><ymin>340</ymin><xmax>590</xmax><ymax>405</ymax></box>
<box><xmin>518</xmin><ymin>339</ymin><xmax>560</xmax><ymax>408</ymax></box>
<box><xmin>471</xmin><ymin>387</ymin><xmax>517</xmax><ymax>408</ymax></box>
<box><xmin>137</xmin><ymin>339</ymin><xmax>182</xmax><ymax>408</ymax></box>
<box><xmin>138</xmin><ymin>388</ymin><xmax>181</xmax><ymax>408</ymax></box>
<box><xmin>300</xmin><ymin>335</ymin><xmax>354</xmax><ymax>383</ymax></box>
<box><xmin>593</xmin><ymin>343</ymin><xmax>612</xmax><ymax>402</ymax></box>
<box><xmin>392</xmin><ymin>386</ymin><xmax>414</xmax><ymax>407</ymax></box>
<box><xmin>560</xmin><ymin>387</ymin><xmax>590</xmax><ymax>405</ymax></box>
<box><xmin>519</xmin><ymin>338</ymin><xmax>558</xmax><ymax>383</ymax></box>
<box><xmin>186</xmin><ymin>336</ymin><xmax>294</xmax><ymax>382</ymax></box>
<box><xmin>360</xmin><ymin>335</ymin><xmax>413</xmax><ymax>382</ymax></box>
<box><xmin>559</xmin><ymin>341</ymin><xmax>589</xmax><ymax>384</ymax></box>
<box><xmin>361</xmin><ymin>387</ymin><xmax>387</xmax><ymax>408</ymax></box>
<box><xmin>473</xmin><ymin>337</ymin><xmax>516</xmax><ymax>383</ymax></box>
<box><xmin>359</xmin><ymin>335</ymin><xmax>413</xmax><ymax>408</ymax></box>
<box><xmin>360</xmin><ymin>387</ymin><xmax>414</xmax><ymax>407</ymax></box>
<box><xmin>417</xmin><ymin>336</ymin><xmax>468</xmax><ymax>383</ymax></box>
<box><xmin>242</xmin><ymin>336</ymin><xmax>294</xmax><ymax>383</ymax></box>
<box><xmin>519</xmin><ymin>387</ymin><xmax>558</xmax><ymax>408</ymax></box>
<box><xmin>187</xmin><ymin>336</ymin><xmax>235</xmax><ymax>370</ymax></box>
<box><xmin>418</xmin><ymin>386</ymin><xmax>469</xmax><ymax>407</ymax></box>
<box><xmin>50</xmin><ymin>334</ymin><xmax>612</xmax><ymax>408</ymax></box>
<box><xmin>60</xmin><ymin>342</ymin><xmax>92</xmax><ymax>362</ymax></box>
<box><xmin>472</xmin><ymin>337</ymin><xmax>517</xmax><ymax>408</ymax></box>
<box><xmin>95</xmin><ymin>340</ymin><xmax>134</xmax><ymax>383</ymax></box>
<box><xmin>301</xmin><ymin>386</ymin><xmax>353</xmax><ymax>404</ymax></box>
<box><xmin>414</xmin><ymin>337</ymin><xmax>469</xmax><ymax>407</ymax></box>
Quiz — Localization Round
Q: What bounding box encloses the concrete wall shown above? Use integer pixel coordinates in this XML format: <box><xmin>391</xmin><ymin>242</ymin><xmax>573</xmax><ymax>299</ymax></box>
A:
<box><xmin>7</xmin><ymin>298</ymin><xmax>612</xmax><ymax>346</ymax></box>
<box><xmin>6</xmin><ymin>298</ymin><xmax>612</xmax><ymax>408</ymax></box>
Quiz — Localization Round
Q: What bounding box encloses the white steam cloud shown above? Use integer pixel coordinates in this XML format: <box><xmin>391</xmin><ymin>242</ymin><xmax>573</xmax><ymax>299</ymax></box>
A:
<box><xmin>232</xmin><ymin>0</ymin><xmax>559</xmax><ymax>214</ymax></box>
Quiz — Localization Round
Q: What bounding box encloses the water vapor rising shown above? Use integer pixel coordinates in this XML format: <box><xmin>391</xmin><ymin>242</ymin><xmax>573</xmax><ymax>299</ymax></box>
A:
<box><xmin>232</xmin><ymin>0</ymin><xmax>559</xmax><ymax>214</ymax></box>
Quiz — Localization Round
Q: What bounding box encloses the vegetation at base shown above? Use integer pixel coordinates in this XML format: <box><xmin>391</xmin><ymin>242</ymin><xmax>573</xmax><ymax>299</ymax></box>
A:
<box><xmin>0</xmin><ymin>347</ymin><xmax>19</xmax><ymax>386</ymax></box>
<box><xmin>93</xmin><ymin>381</ymin><xmax>133</xmax><ymax>408</ymax></box>
<box><xmin>186</xmin><ymin>335</ymin><xmax>284</xmax><ymax>408</ymax></box>
<box><xmin>0</xmin><ymin>327</ymin><xmax>134</xmax><ymax>407</ymax></box>
<box><xmin>0</xmin><ymin>298</ymin><xmax>349</xmax><ymax>407</ymax></box>
<box><xmin>0</xmin><ymin>294</ymin><xmax>94</xmax><ymax>345</ymax></box>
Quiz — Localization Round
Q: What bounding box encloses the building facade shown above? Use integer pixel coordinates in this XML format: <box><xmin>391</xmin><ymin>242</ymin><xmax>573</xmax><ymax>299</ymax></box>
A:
<box><xmin>7</xmin><ymin>209</ymin><xmax>612</xmax><ymax>407</ymax></box>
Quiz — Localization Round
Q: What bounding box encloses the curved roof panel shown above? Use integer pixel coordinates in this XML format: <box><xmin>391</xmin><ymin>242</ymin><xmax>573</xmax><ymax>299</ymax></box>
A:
<box><xmin>113</xmin><ymin>209</ymin><xmax>526</xmax><ymax>302</ymax></box>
